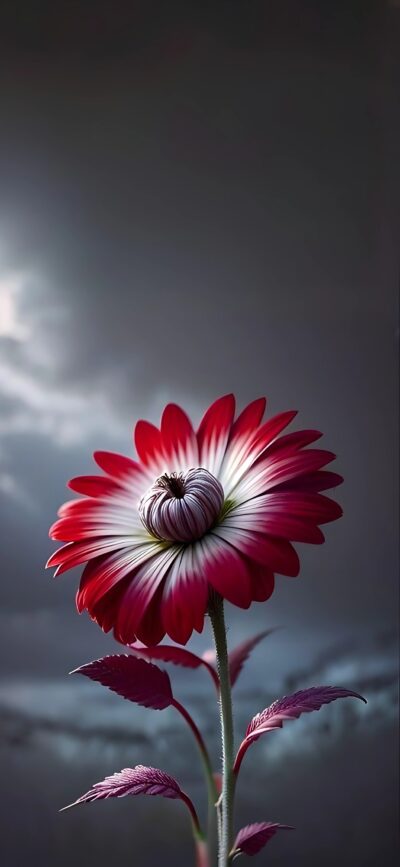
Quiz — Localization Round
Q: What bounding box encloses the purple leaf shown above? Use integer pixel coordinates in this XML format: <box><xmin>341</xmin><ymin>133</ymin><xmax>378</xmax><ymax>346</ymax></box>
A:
<box><xmin>61</xmin><ymin>765</ymin><xmax>201</xmax><ymax>831</ymax></box>
<box><xmin>229</xmin><ymin>629</ymin><xmax>279</xmax><ymax>687</ymax></box>
<box><xmin>129</xmin><ymin>642</ymin><xmax>220</xmax><ymax>690</ymax></box>
<box><xmin>246</xmin><ymin>686</ymin><xmax>366</xmax><ymax>738</ymax></box>
<box><xmin>234</xmin><ymin>685</ymin><xmax>366</xmax><ymax>773</ymax></box>
<box><xmin>232</xmin><ymin>822</ymin><xmax>293</xmax><ymax>857</ymax></box>
<box><xmin>72</xmin><ymin>654</ymin><xmax>173</xmax><ymax>710</ymax></box>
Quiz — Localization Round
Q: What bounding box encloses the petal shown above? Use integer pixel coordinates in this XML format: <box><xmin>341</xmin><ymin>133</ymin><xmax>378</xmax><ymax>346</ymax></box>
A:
<box><xmin>77</xmin><ymin>542</ymin><xmax>162</xmax><ymax>612</ymax></box>
<box><xmin>160</xmin><ymin>404</ymin><xmax>199</xmax><ymax>471</ymax></box>
<box><xmin>221</xmin><ymin>410</ymin><xmax>297</xmax><ymax>496</ymax></box>
<box><xmin>248</xmin><ymin>562</ymin><xmax>275</xmax><ymax>602</ymax></box>
<box><xmin>67</xmin><ymin>475</ymin><xmax>132</xmax><ymax>503</ymax></box>
<box><xmin>233</xmin><ymin>449</ymin><xmax>336</xmax><ymax>501</ymax></box>
<box><xmin>197</xmin><ymin>533</ymin><xmax>253</xmax><ymax>607</ymax></box>
<box><xmin>219</xmin><ymin>398</ymin><xmax>266</xmax><ymax>492</ymax></box>
<box><xmin>134</xmin><ymin>583</ymin><xmax>166</xmax><ymax>646</ymax></box>
<box><xmin>229</xmin><ymin>398</ymin><xmax>267</xmax><ymax>441</ymax></box>
<box><xmin>90</xmin><ymin>577</ymin><xmax>132</xmax><ymax>633</ymax></box>
<box><xmin>274</xmin><ymin>469</ymin><xmax>343</xmax><ymax>493</ymax></box>
<box><xmin>47</xmin><ymin>536</ymin><xmax>144</xmax><ymax>574</ymax></box>
<box><xmin>197</xmin><ymin>394</ymin><xmax>235</xmax><ymax>477</ymax></box>
<box><xmin>114</xmin><ymin>547</ymin><xmax>181</xmax><ymax>645</ymax></box>
<box><xmin>55</xmin><ymin>498</ymin><xmax>144</xmax><ymax>533</ymax></box>
<box><xmin>263</xmin><ymin>429</ymin><xmax>323</xmax><ymax>458</ymax></box>
<box><xmin>161</xmin><ymin>545</ymin><xmax>208</xmax><ymax>643</ymax></box>
<box><xmin>213</xmin><ymin>525</ymin><xmax>300</xmax><ymax>577</ymax></box>
<box><xmin>134</xmin><ymin>420</ymin><xmax>165</xmax><ymax>470</ymax></box>
<box><xmin>93</xmin><ymin>451</ymin><xmax>152</xmax><ymax>493</ymax></box>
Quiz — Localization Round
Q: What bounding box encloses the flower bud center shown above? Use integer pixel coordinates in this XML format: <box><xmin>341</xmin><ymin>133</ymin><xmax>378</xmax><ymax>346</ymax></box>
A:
<box><xmin>139</xmin><ymin>468</ymin><xmax>224</xmax><ymax>543</ymax></box>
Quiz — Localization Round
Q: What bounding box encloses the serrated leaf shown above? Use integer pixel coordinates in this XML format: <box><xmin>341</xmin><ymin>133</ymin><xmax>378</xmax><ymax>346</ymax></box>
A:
<box><xmin>228</xmin><ymin>629</ymin><xmax>279</xmax><ymax>687</ymax></box>
<box><xmin>129</xmin><ymin>642</ymin><xmax>220</xmax><ymax>690</ymax></box>
<box><xmin>234</xmin><ymin>685</ymin><xmax>366</xmax><ymax>773</ymax></box>
<box><xmin>72</xmin><ymin>654</ymin><xmax>173</xmax><ymax>710</ymax></box>
<box><xmin>246</xmin><ymin>685</ymin><xmax>366</xmax><ymax>738</ymax></box>
<box><xmin>232</xmin><ymin>822</ymin><xmax>292</xmax><ymax>857</ymax></box>
<box><xmin>62</xmin><ymin>765</ymin><xmax>183</xmax><ymax>807</ymax></box>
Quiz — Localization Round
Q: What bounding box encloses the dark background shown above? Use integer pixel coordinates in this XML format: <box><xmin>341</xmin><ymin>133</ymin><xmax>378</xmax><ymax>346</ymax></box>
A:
<box><xmin>0</xmin><ymin>3</ymin><xmax>398</xmax><ymax>866</ymax></box>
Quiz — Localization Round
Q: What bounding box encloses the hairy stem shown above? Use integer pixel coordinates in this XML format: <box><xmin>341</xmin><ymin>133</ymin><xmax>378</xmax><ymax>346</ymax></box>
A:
<box><xmin>209</xmin><ymin>595</ymin><xmax>236</xmax><ymax>867</ymax></box>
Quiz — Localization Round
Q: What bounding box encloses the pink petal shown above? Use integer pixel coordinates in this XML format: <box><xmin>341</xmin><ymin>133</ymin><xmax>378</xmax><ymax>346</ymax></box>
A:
<box><xmin>233</xmin><ymin>822</ymin><xmax>293</xmax><ymax>857</ymax></box>
<box><xmin>197</xmin><ymin>393</ymin><xmax>235</xmax><ymax>477</ymax></box>
<box><xmin>93</xmin><ymin>451</ymin><xmax>142</xmax><ymax>481</ymax></box>
<box><xmin>72</xmin><ymin>654</ymin><xmax>173</xmax><ymax>710</ymax></box>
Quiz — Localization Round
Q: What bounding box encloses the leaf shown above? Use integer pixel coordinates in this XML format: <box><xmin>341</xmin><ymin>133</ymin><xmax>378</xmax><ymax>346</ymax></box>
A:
<box><xmin>129</xmin><ymin>642</ymin><xmax>220</xmax><ymax>690</ymax></box>
<box><xmin>72</xmin><ymin>654</ymin><xmax>173</xmax><ymax>710</ymax></box>
<box><xmin>228</xmin><ymin>629</ymin><xmax>279</xmax><ymax>687</ymax></box>
<box><xmin>246</xmin><ymin>686</ymin><xmax>366</xmax><ymax>739</ymax></box>
<box><xmin>62</xmin><ymin>765</ymin><xmax>183</xmax><ymax>807</ymax></box>
<box><xmin>232</xmin><ymin>822</ymin><xmax>293</xmax><ymax>858</ymax></box>
<box><xmin>234</xmin><ymin>685</ymin><xmax>366</xmax><ymax>773</ymax></box>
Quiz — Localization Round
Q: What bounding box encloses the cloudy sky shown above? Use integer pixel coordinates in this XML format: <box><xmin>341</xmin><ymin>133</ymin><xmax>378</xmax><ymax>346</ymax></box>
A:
<box><xmin>0</xmin><ymin>3</ymin><xmax>398</xmax><ymax>866</ymax></box>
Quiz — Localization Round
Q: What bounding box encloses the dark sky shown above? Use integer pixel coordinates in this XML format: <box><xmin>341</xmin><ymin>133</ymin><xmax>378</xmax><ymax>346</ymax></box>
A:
<box><xmin>0</xmin><ymin>3</ymin><xmax>398</xmax><ymax>866</ymax></box>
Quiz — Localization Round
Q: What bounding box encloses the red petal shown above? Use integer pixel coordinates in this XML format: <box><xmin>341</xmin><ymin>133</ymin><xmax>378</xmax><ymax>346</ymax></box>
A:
<box><xmin>76</xmin><ymin>543</ymin><xmax>159</xmax><ymax>612</ymax></box>
<box><xmin>264</xmin><ymin>429</ymin><xmax>322</xmax><ymax>458</ymax></box>
<box><xmin>229</xmin><ymin>398</ymin><xmax>266</xmax><ymax>442</ymax></box>
<box><xmin>47</xmin><ymin>537</ymin><xmax>136</xmax><ymax>572</ymax></box>
<box><xmin>213</xmin><ymin>525</ymin><xmax>300</xmax><ymax>577</ymax></box>
<box><xmin>197</xmin><ymin>393</ymin><xmax>235</xmax><ymax>476</ymax></box>
<box><xmin>134</xmin><ymin>419</ymin><xmax>164</xmax><ymax>466</ymax></box>
<box><xmin>114</xmin><ymin>548</ymin><xmax>179</xmax><ymax>644</ymax></box>
<box><xmin>161</xmin><ymin>547</ymin><xmax>208</xmax><ymax>644</ymax></box>
<box><xmin>275</xmin><ymin>470</ymin><xmax>344</xmax><ymax>493</ymax></box>
<box><xmin>199</xmin><ymin>534</ymin><xmax>253</xmax><ymax>607</ymax></box>
<box><xmin>93</xmin><ymin>451</ymin><xmax>142</xmax><ymax>481</ymax></box>
<box><xmin>160</xmin><ymin>404</ymin><xmax>199</xmax><ymax>469</ymax></box>
<box><xmin>67</xmin><ymin>475</ymin><xmax>129</xmax><ymax>499</ymax></box>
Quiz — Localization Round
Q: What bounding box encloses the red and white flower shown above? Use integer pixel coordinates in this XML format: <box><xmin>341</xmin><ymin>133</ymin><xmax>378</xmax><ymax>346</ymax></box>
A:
<box><xmin>47</xmin><ymin>394</ymin><xmax>343</xmax><ymax>645</ymax></box>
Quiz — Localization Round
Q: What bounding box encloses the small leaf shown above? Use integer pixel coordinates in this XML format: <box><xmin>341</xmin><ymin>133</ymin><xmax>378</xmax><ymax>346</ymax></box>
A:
<box><xmin>234</xmin><ymin>685</ymin><xmax>366</xmax><ymax>773</ymax></box>
<box><xmin>129</xmin><ymin>642</ymin><xmax>220</xmax><ymax>690</ymax></box>
<box><xmin>232</xmin><ymin>822</ymin><xmax>292</xmax><ymax>858</ymax></box>
<box><xmin>72</xmin><ymin>654</ymin><xmax>173</xmax><ymax>710</ymax></box>
<box><xmin>62</xmin><ymin>764</ymin><xmax>182</xmax><ymax>806</ymax></box>
<box><xmin>228</xmin><ymin>629</ymin><xmax>279</xmax><ymax>687</ymax></box>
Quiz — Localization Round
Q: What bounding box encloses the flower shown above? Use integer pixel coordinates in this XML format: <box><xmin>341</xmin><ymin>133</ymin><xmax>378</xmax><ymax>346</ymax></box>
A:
<box><xmin>47</xmin><ymin>394</ymin><xmax>343</xmax><ymax>645</ymax></box>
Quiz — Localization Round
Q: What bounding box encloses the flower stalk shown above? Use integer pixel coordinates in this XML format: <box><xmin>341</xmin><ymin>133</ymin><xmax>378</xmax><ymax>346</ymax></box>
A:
<box><xmin>209</xmin><ymin>594</ymin><xmax>236</xmax><ymax>867</ymax></box>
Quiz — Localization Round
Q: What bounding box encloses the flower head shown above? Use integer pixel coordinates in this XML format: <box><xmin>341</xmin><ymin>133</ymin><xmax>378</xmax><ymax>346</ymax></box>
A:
<box><xmin>47</xmin><ymin>394</ymin><xmax>342</xmax><ymax>645</ymax></box>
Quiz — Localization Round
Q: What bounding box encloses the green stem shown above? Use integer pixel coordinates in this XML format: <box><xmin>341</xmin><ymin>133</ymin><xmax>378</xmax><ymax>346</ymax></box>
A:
<box><xmin>209</xmin><ymin>595</ymin><xmax>236</xmax><ymax>867</ymax></box>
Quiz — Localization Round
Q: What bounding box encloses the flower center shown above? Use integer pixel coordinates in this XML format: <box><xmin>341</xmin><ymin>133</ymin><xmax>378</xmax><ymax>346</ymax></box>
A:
<box><xmin>139</xmin><ymin>468</ymin><xmax>224</xmax><ymax>543</ymax></box>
